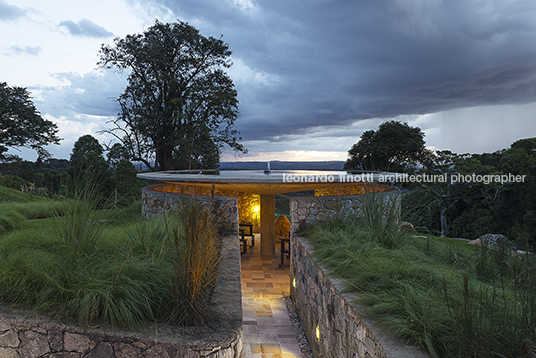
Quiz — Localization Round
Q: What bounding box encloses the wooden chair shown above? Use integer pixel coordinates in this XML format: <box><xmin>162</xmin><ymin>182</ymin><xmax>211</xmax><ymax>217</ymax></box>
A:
<box><xmin>239</xmin><ymin>223</ymin><xmax>254</xmax><ymax>254</ymax></box>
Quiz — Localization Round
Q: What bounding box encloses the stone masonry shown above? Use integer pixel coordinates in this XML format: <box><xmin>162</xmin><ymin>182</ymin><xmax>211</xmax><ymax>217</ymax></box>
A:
<box><xmin>290</xmin><ymin>235</ymin><xmax>431</xmax><ymax>358</ymax></box>
<box><xmin>0</xmin><ymin>233</ymin><xmax>243</xmax><ymax>358</ymax></box>
<box><xmin>289</xmin><ymin>187</ymin><xmax>400</xmax><ymax>234</ymax></box>
<box><xmin>141</xmin><ymin>184</ymin><xmax>239</xmax><ymax>234</ymax></box>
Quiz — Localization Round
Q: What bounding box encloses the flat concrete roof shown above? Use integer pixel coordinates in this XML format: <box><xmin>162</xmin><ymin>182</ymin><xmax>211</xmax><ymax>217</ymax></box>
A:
<box><xmin>137</xmin><ymin>170</ymin><xmax>397</xmax><ymax>195</ymax></box>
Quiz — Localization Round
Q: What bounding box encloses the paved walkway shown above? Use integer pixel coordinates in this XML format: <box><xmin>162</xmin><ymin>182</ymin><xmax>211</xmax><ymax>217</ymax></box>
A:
<box><xmin>241</xmin><ymin>235</ymin><xmax>303</xmax><ymax>358</ymax></box>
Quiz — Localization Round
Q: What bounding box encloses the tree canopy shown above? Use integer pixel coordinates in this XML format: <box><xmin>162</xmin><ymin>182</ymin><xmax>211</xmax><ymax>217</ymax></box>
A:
<box><xmin>68</xmin><ymin>135</ymin><xmax>113</xmax><ymax>198</ymax></box>
<box><xmin>98</xmin><ymin>20</ymin><xmax>246</xmax><ymax>171</ymax></box>
<box><xmin>344</xmin><ymin>120</ymin><xmax>429</xmax><ymax>172</ymax></box>
<box><xmin>0</xmin><ymin>82</ymin><xmax>60</xmax><ymax>161</ymax></box>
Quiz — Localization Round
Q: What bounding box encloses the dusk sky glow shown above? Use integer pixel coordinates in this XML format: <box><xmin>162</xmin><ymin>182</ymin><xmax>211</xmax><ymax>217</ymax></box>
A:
<box><xmin>2</xmin><ymin>0</ymin><xmax>536</xmax><ymax>162</ymax></box>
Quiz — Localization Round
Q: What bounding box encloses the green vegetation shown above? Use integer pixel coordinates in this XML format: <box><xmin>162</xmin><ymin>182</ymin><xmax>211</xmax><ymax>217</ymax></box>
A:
<box><xmin>0</xmin><ymin>185</ymin><xmax>43</xmax><ymax>203</ymax></box>
<box><xmin>166</xmin><ymin>201</ymin><xmax>222</xmax><ymax>325</ymax></box>
<box><xmin>0</xmin><ymin>191</ymin><xmax>223</xmax><ymax>329</ymax></box>
<box><xmin>344</xmin><ymin>119</ymin><xmax>536</xmax><ymax>249</ymax></box>
<box><xmin>345</xmin><ymin>120</ymin><xmax>431</xmax><ymax>172</ymax></box>
<box><xmin>0</xmin><ymin>81</ymin><xmax>60</xmax><ymax>160</ymax></box>
<box><xmin>305</xmin><ymin>194</ymin><xmax>536</xmax><ymax>358</ymax></box>
<box><xmin>98</xmin><ymin>20</ymin><xmax>246</xmax><ymax>171</ymax></box>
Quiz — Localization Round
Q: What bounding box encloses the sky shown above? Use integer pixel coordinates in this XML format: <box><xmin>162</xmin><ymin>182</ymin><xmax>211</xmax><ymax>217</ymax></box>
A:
<box><xmin>2</xmin><ymin>0</ymin><xmax>536</xmax><ymax>163</ymax></box>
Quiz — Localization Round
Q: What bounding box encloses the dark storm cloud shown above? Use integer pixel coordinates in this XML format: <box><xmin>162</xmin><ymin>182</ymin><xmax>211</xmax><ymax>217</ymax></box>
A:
<box><xmin>127</xmin><ymin>0</ymin><xmax>536</xmax><ymax>143</ymax></box>
<box><xmin>0</xmin><ymin>0</ymin><xmax>26</xmax><ymax>21</ymax></box>
<box><xmin>59</xmin><ymin>19</ymin><xmax>114</xmax><ymax>38</ymax></box>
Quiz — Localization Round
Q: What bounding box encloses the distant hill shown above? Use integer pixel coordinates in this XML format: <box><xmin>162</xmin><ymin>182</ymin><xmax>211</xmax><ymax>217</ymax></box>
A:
<box><xmin>219</xmin><ymin>161</ymin><xmax>345</xmax><ymax>170</ymax></box>
<box><xmin>135</xmin><ymin>160</ymin><xmax>346</xmax><ymax>172</ymax></box>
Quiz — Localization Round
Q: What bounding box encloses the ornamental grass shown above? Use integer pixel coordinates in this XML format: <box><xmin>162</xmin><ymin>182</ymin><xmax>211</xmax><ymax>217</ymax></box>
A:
<box><xmin>305</xmin><ymin>193</ymin><xmax>536</xmax><ymax>358</ymax></box>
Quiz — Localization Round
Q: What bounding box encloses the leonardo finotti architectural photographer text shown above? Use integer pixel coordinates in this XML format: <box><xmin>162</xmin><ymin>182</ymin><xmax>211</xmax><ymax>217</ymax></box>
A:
<box><xmin>282</xmin><ymin>173</ymin><xmax>527</xmax><ymax>185</ymax></box>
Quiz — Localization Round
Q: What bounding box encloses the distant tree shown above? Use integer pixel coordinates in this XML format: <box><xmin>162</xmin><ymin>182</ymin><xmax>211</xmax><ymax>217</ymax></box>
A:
<box><xmin>0</xmin><ymin>82</ymin><xmax>60</xmax><ymax>160</ymax></box>
<box><xmin>113</xmin><ymin>159</ymin><xmax>140</xmax><ymax>206</ymax></box>
<box><xmin>106</xmin><ymin>143</ymin><xmax>130</xmax><ymax>168</ymax></box>
<box><xmin>345</xmin><ymin>120</ymin><xmax>430</xmax><ymax>172</ymax></box>
<box><xmin>17</xmin><ymin>161</ymin><xmax>35</xmax><ymax>183</ymax></box>
<box><xmin>70</xmin><ymin>135</ymin><xmax>106</xmax><ymax>170</ymax></box>
<box><xmin>68</xmin><ymin>135</ymin><xmax>113</xmax><ymax>198</ymax></box>
<box><xmin>98</xmin><ymin>20</ymin><xmax>247</xmax><ymax>171</ymax></box>
<box><xmin>42</xmin><ymin>170</ymin><xmax>65</xmax><ymax>195</ymax></box>
<box><xmin>40</xmin><ymin>158</ymin><xmax>70</xmax><ymax>173</ymax></box>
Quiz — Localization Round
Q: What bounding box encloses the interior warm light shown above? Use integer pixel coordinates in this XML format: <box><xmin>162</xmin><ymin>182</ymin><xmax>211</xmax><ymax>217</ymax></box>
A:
<box><xmin>253</xmin><ymin>205</ymin><xmax>260</xmax><ymax>213</ymax></box>
<box><xmin>316</xmin><ymin>325</ymin><xmax>320</xmax><ymax>341</ymax></box>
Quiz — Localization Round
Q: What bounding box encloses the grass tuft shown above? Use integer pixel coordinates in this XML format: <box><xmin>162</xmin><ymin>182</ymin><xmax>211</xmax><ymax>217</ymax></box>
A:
<box><xmin>0</xmin><ymin>193</ymin><xmax>222</xmax><ymax>329</ymax></box>
<box><xmin>305</xmin><ymin>194</ymin><xmax>536</xmax><ymax>358</ymax></box>
<box><xmin>165</xmin><ymin>199</ymin><xmax>222</xmax><ymax>326</ymax></box>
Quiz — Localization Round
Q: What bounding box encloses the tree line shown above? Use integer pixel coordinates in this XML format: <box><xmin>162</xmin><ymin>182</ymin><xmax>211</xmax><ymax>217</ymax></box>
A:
<box><xmin>345</xmin><ymin>120</ymin><xmax>536</xmax><ymax>250</ymax></box>
<box><xmin>0</xmin><ymin>135</ymin><xmax>140</xmax><ymax>207</ymax></box>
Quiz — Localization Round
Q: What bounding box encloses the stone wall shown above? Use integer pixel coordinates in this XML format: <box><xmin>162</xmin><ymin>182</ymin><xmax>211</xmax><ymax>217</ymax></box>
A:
<box><xmin>289</xmin><ymin>186</ymin><xmax>399</xmax><ymax>234</ymax></box>
<box><xmin>141</xmin><ymin>184</ymin><xmax>239</xmax><ymax>234</ymax></box>
<box><xmin>290</xmin><ymin>235</ymin><xmax>430</xmax><ymax>358</ymax></box>
<box><xmin>0</xmin><ymin>233</ymin><xmax>243</xmax><ymax>358</ymax></box>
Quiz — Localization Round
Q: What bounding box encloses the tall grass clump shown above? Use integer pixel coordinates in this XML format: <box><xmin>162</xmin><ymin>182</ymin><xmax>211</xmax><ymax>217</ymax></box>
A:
<box><xmin>53</xmin><ymin>191</ymin><xmax>103</xmax><ymax>263</ymax></box>
<box><xmin>441</xmin><ymin>248</ymin><xmax>536</xmax><ymax>358</ymax></box>
<box><xmin>4</xmin><ymin>200</ymin><xmax>69</xmax><ymax>219</ymax></box>
<box><xmin>0</xmin><ymin>208</ymin><xmax>26</xmax><ymax>233</ymax></box>
<box><xmin>304</xmin><ymin>192</ymin><xmax>536</xmax><ymax>358</ymax></box>
<box><xmin>0</xmin><ymin>190</ymin><xmax>223</xmax><ymax>329</ymax></box>
<box><xmin>165</xmin><ymin>200</ymin><xmax>222</xmax><ymax>326</ymax></box>
<box><xmin>361</xmin><ymin>191</ymin><xmax>406</xmax><ymax>249</ymax></box>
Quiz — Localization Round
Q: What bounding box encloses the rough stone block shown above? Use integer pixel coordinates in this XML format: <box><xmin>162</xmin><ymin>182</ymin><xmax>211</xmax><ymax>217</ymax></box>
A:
<box><xmin>85</xmin><ymin>342</ymin><xmax>113</xmax><ymax>358</ymax></box>
<box><xmin>63</xmin><ymin>332</ymin><xmax>91</xmax><ymax>353</ymax></box>
<box><xmin>141</xmin><ymin>344</ymin><xmax>172</xmax><ymax>358</ymax></box>
<box><xmin>47</xmin><ymin>352</ymin><xmax>81</xmax><ymax>357</ymax></box>
<box><xmin>19</xmin><ymin>330</ymin><xmax>50</xmax><ymax>358</ymax></box>
<box><xmin>0</xmin><ymin>347</ymin><xmax>20</xmax><ymax>358</ymax></box>
<box><xmin>114</xmin><ymin>342</ymin><xmax>142</xmax><ymax>358</ymax></box>
<box><xmin>48</xmin><ymin>329</ymin><xmax>63</xmax><ymax>352</ymax></box>
<box><xmin>0</xmin><ymin>329</ymin><xmax>20</xmax><ymax>348</ymax></box>
<box><xmin>30</xmin><ymin>326</ymin><xmax>48</xmax><ymax>335</ymax></box>
<box><xmin>0</xmin><ymin>321</ymin><xmax>12</xmax><ymax>333</ymax></box>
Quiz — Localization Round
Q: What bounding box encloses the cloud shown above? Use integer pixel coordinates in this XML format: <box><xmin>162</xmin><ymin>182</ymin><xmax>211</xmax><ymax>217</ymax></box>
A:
<box><xmin>59</xmin><ymin>18</ymin><xmax>114</xmax><ymax>38</ymax></box>
<box><xmin>5</xmin><ymin>45</ymin><xmax>41</xmax><ymax>56</ymax></box>
<box><xmin>0</xmin><ymin>0</ymin><xmax>26</xmax><ymax>21</ymax></box>
<box><xmin>34</xmin><ymin>70</ymin><xmax>127</xmax><ymax>119</ymax></box>
<box><xmin>131</xmin><ymin>0</ymin><xmax>536</xmax><ymax>147</ymax></box>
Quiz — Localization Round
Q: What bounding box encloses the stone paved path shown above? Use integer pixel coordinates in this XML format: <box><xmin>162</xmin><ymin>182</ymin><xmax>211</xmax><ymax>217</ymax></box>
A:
<box><xmin>241</xmin><ymin>235</ymin><xmax>303</xmax><ymax>358</ymax></box>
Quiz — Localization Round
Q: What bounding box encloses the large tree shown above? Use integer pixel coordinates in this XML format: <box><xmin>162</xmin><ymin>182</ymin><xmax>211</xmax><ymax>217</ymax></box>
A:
<box><xmin>0</xmin><ymin>82</ymin><xmax>60</xmax><ymax>160</ymax></box>
<box><xmin>344</xmin><ymin>120</ymin><xmax>430</xmax><ymax>172</ymax></box>
<box><xmin>98</xmin><ymin>20</ymin><xmax>246</xmax><ymax>171</ymax></box>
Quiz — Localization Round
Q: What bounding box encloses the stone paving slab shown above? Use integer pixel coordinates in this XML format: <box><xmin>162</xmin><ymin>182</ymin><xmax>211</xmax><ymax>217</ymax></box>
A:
<box><xmin>241</xmin><ymin>236</ymin><xmax>303</xmax><ymax>358</ymax></box>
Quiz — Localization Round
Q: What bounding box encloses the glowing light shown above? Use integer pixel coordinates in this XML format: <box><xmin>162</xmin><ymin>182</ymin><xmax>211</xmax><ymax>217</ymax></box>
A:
<box><xmin>253</xmin><ymin>205</ymin><xmax>260</xmax><ymax>213</ymax></box>
<box><xmin>316</xmin><ymin>325</ymin><xmax>320</xmax><ymax>340</ymax></box>
<box><xmin>292</xmin><ymin>278</ymin><xmax>296</xmax><ymax>288</ymax></box>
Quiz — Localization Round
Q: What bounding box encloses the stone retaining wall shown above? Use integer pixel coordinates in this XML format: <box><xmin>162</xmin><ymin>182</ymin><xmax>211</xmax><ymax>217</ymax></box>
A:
<box><xmin>290</xmin><ymin>235</ymin><xmax>430</xmax><ymax>358</ymax></box>
<box><xmin>141</xmin><ymin>184</ymin><xmax>239</xmax><ymax>234</ymax></box>
<box><xmin>289</xmin><ymin>187</ymin><xmax>399</xmax><ymax>234</ymax></box>
<box><xmin>0</xmin><ymin>233</ymin><xmax>243</xmax><ymax>358</ymax></box>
